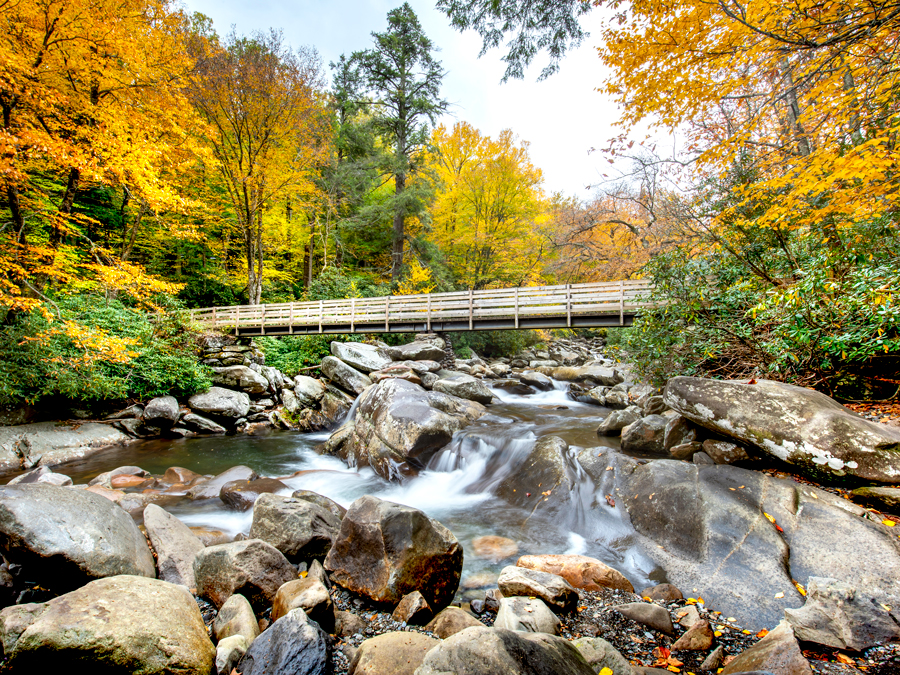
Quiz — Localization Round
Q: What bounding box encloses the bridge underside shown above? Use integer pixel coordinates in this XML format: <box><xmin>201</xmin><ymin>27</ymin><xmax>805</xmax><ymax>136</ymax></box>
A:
<box><xmin>230</xmin><ymin>313</ymin><xmax>637</xmax><ymax>337</ymax></box>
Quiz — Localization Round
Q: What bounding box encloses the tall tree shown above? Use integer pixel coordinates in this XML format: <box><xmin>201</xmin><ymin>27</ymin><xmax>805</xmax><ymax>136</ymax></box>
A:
<box><xmin>350</xmin><ymin>3</ymin><xmax>447</xmax><ymax>283</ymax></box>
<box><xmin>188</xmin><ymin>29</ymin><xmax>330</xmax><ymax>304</ymax></box>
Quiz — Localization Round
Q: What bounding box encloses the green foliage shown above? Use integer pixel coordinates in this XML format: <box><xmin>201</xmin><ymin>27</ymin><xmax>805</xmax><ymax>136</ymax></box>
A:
<box><xmin>450</xmin><ymin>330</ymin><xmax>540</xmax><ymax>359</ymax></box>
<box><xmin>305</xmin><ymin>268</ymin><xmax>389</xmax><ymax>301</ymax></box>
<box><xmin>258</xmin><ymin>334</ymin><xmax>361</xmax><ymax>377</ymax></box>
<box><xmin>624</xmin><ymin>217</ymin><xmax>900</xmax><ymax>388</ymax></box>
<box><xmin>0</xmin><ymin>295</ymin><xmax>211</xmax><ymax>406</ymax></box>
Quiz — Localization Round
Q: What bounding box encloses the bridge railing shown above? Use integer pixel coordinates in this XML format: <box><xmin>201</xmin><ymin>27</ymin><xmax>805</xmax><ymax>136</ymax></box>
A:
<box><xmin>189</xmin><ymin>279</ymin><xmax>654</xmax><ymax>334</ymax></box>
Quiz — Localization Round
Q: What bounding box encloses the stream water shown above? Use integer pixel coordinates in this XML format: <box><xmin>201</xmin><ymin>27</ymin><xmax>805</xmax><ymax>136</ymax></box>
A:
<box><xmin>56</xmin><ymin>382</ymin><xmax>665</xmax><ymax>597</ymax></box>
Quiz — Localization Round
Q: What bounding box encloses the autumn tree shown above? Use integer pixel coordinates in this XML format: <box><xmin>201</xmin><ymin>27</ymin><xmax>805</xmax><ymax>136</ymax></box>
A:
<box><xmin>349</xmin><ymin>2</ymin><xmax>447</xmax><ymax>283</ymax></box>
<box><xmin>428</xmin><ymin>122</ymin><xmax>548</xmax><ymax>289</ymax></box>
<box><xmin>188</xmin><ymin>29</ymin><xmax>330</xmax><ymax>305</ymax></box>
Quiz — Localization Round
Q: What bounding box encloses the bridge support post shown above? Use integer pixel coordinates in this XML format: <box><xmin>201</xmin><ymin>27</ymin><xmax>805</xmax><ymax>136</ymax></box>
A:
<box><xmin>514</xmin><ymin>287</ymin><xmax>519</xmax><ymax>329</ymax></box>
<box><xmin>566</xmin><ymin>284</ymin><xmax>571</xmax><ymax>327</ymax></box>
<box><xmin>261</xmin><ymin>304</ymin><xmax>266</xmax><ymax>335</ymax></box>
<box><xmin>289</xmin><ymin>304</ymin><xmax>294</xmax><ymax>334</ymax></box>
<box><xmin>319</xmin><ymin>300</ymin><xmax>323</xmax><ymax>333</ymax></box>
<box><xmin>351</xmin><ymin>298</ymin><xmax>355</xmax><ymax>332</ymax></box>
<box><xmin>619</xmin><ymin>280</ymin><xmax>625</xmax><ymax>325</ymax></box>
<box><xmin>235</xmin><ymin>306</ymin><xmax>240</xmax><ymax>336</ymax></box>
<box><xmin>384</xmin><ymin>296</ymin><xmax>390</xmax><ymax>332</ymax></box>
<box><xmin>468</xmin><ymin>289</ymin><xmax>473</xmax><ymax>330</ymax></box>
<box><xmin>426</xmin><ymin>296</ymin><xmax>431</xmax><ymax>332</ymax></box>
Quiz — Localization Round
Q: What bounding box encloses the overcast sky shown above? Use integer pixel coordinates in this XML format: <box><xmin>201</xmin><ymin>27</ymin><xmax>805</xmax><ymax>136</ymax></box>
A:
<box><xmin>182</xmin><ymin>0</ymin><xmax>625</xmax><ymax>198</ymax></box>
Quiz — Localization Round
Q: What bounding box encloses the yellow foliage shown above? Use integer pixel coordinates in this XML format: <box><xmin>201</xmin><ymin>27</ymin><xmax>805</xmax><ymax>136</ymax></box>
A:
<box><xmin>21</xmin><ymin>320</ymin><xmax>139</xmax><ymax>368</ymax></box>
<box><xmin>396</xmin><ymin>259</ymin><xmax>437</xmax><ymax>295</ymax></box>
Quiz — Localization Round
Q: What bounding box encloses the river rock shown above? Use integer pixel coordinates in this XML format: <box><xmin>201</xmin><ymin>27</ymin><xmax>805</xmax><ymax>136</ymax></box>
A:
<box><xmin>432</xmin><ymin>375</ymin><xmax>494</xmax><ymax>404</ymax></box>
<box><xmin>669</xmin><ymin>441</ymin><xmax>702</xmax><ymax>460</ymax></box>
<box><xmin>671</xmin><ymin>619</ymin><xmax>714</xmax><ymax>650</ymax></box>
<box><xmin>703</xmin><ymin>439</ymin><xmax>750</xmax><ymax>464</ymax></box>
<box><xmin>603</xmin><ymin>390</ymin><xmax>631</xmax><ymax>409</ymax></box>
<box><xmin>0</xmin><ymin>575</ymin><xmax>214</xmax><ymax>673</ymax></box>
<box><xmin>641</xmin><ymin>583</ymin><xmax>683</xmax><ymax>602</ymax></box>
<box><xmin>220</xmin><ymin>477</ymin><xmax>289</xmax><ymax>511</ymax></box>
<box><xmin>415</xmin><ymin>626</ymin><xmax>596</xmax><ymax>675</ymax></box>
<box><xmin>188</xmin><ymin>386</ymin><xmax>251</xmax><ymax>420</ymax></box>
<box><xmin>544</xmin><ymin>365</ymin><xmax>622</xmax><ymax>386</ymax></box>
<box><xmin>516</xmin><ymin>554</ymin><xmax>634</xmax><ymax>593</ymax></box>
<box><xmin>214</xmin><ymin>593</ymin><xmax>260</xmax><ymax>643</ymax></box>
<box><xmin>293</xmin><ymin>375</ymin><xmax>327</xmax><ymax>407</ymax></box>
<box><xmin>331</xmin><ymin>342</ymin><xmax>391</xmax><ymax>373</ymax></box>
<box><xmin>851</xmin><ymin>486</ymin><xmax>900</xmax><ymax>511</ymax></box>
<box><xmin>239</xmin><ymin>608</ymin><xmax>330</xmax><ymax>675</ymax></box>
<box><xmin>615</xmin><ymin>602</ymin><xmax>675</xmax><ymax>635</ymax></box>
<box><xmin>371</xmin><ymin>366</ymin><xmax>422</xmax><ymax>385</ymax></box>
<box><xmin>425</xmin><ymin>606</ymin><xmax>483</xmax><ymax>638</ymax></box>
<box><xmin>611</xmin><ymin>458</ymin><xmax>900</xmax><ymax>630</ymax></box>
<box><xmin>664</xmin><ymin>376</ymin><xmax>900</xmax><ymax>482</ymax></box>
<box><xmin>320</xmin><ymin>384</ymin><xmax>355</xmax><ymax>423</ymax></box>
<box><xmin>187</xmin><ymin>465</ymin><xmax>259</xmax><ymax>499</ymax></box>
<box><xmin>471</xmin><ymin>535</ymin><xmax>518</xmax><ymax>561</ymax></box>
<box><xmin>349</xmin><ymin>631</ymin><xmax>439</xmax><ymax>675</ymax></box>
<box><xmin>271</xmin><ymin>576</ymin><xmax>334</xmax><ymax>632</ymax></box>
<box><xmin>325</xmin><ymin>379</ymin><xmax>485</xmax><ymax>481</ymax></box>
<box><xmin>325</xmin><ymin>495</ymin><xmax>462</xmax><ymax>609</ymax></box>
<box><xmin>571</xmin><ymin>637</ymin><xmax>633</xmax><ymax>675</ymax></box>
<box><xmin>675</xmin><ymin>604</ymin><xmax>701</xmax><ymax>628</ymax></box>
<box><xmin>143</xmin><ymin>504</ymin><xmax>204</xmax><ymax>587</ymax></box>
<box><xmin>496</xmin><ymin>436</ymin><xmax>579</xmax><ymax>515</ymax></box>
<box><xmin>392</xmin><ymin>590</ymin><xmax>432</xmax><ymax>625</ymax></box>
<box><xmin>597</xmin><ymin>406</ymin><xmax>642</xmax><ymax>436</ymax></box>
<box><xmin>784</xmin><ymin>577</ymin><xmax>900</xmax><ymax>650</ymax></box>
<box><xmin>193</xmin><ymin>538</ymin><xmax>297</xmax><ymax>611</ymax></box>
<box><xmin>498</xmin><ymin>565</ymin><xmax>577</xmax><ymax>613</ymax></box>
<box><xmin>249</xmin><ymin>493</ymin><xmax>342</xmax><ymax>561</ymax></box>
<box><xmin>520</xmin><ymin>371</ymin><xmax>553</xmax><ymax>391</ymax></box>
<box><xmin>721</xmin><ymin>619</ymin><xmax>812</xmax><ymax>675</ymax></box>
<box><xmin>0</xmin><ymin>421</ymin><xmax>131</xmax><ymax>473</ymax></box>
<box><xmin>321</xmin><ymin>356</ymin><xmax>373</xmax><ymax>395</ymax></box>
<box><xmin>664</xmin><ymin>415</ymin><xmax>698</xmax><ymax>450</ymax></box>
<box><xmin>211</xmin><ymin>365</ymin><xmax>270</xmax><ymax>395</ymax></box>
<box><xmin>0</xmin><ymin>484</ymin><xmax>155</xmax><ymax>589</ymax></box>
<box><xmin>142</xmin><ymin>395</ymin><xmax>180</xmax><ymax>428</ymax></box>
<box><xmin>163</xmin><ymin>466</ymin><xmax>202</xmax><ymax>484</ymax></box>
<box><xmin>7</xmin><ymin>466</ymin><xmax>72</xmax><ymax>486</ymax></box>
<box><xmin>495</xmin><ymin>596</ymin><xmax>561</xmax><ymax>634</ymax></box>
<box><xmin>180</xmin><ymin>412</ymin><xmax>227</xmax><ymax>434</ymax></box>
<box><xmin>621</xmin><ymin>415</ymin><xmax>668</xmax><ymax>454</ymax></box>
<box><xmin>291</xmin><ymin>489</ymin><xmax>347</xmax><ymax>520</ymax></box>
<box><xmin>217</xmin><ymin>635</ymin><xmax>249</xmax><ymax>675</ymax></box>
<box><xmin>386</xmin><ymin>340</ymin><xmax>446</xmax><ymax>362</ymax></box>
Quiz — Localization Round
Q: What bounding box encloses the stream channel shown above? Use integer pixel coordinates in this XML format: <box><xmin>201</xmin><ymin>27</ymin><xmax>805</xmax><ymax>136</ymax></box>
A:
<box><xmin>58</xmin><ymin>382</ymin><xmax>666</xmax><ymax>599</ymax></box>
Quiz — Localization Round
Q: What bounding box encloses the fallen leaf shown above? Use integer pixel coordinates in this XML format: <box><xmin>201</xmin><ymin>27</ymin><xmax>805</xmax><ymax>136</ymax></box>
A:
<box><xmin>541</xmin><ymin>490</ymin><xmax>551</xmax><ymax>496</ymax></box>
<box><xmin>727</xmin><ymin>617</ymin><xmax>736</xmax><ymax>622</ymax></box>
<box><xmin>526</xmin><ymin>493</ymin><xmax>531</xmax><ymax>497</ymax></box>
<box><xmin>686</xmin><ymin>598</ymin><xmax>698</xmax><ymax>605</ymax></box>
<box><xmin>795</xmin><ymin>582</ymin><xmax>806</xmax><ymax>596</ymax></box>
<box><xmin>739</xmin><ymin>485</ymin><xmax>745</xmax><ymax>488</ymax></box>
<box><xmin>599</xmin><ymin>669</ymin><xmax>614</xmax><ymax>675</ymax></box>
<box><xmin>667</xmin><ymin>666</ymin><xmax>681</xmax><ymax>673</ymax></box>
<box><xmin>605</xmin><ymin>494</ymin><xmax>616</xmax><ymax>507</ymax></box>
<box><xmin>742</xmin><ymin>629</ymin><xmax>753</xmax><ymax>634</ymax></box>
<box><xmin>774</xmin><ymin>592</ymin><xmax>785</xmax><ymax>598</ymax></box>
<box><xmin>763</xmin><ymin>512</ymin><xmax>776</xmax><ymax>524</ymax></box>
<box><xmin>667</xmin><ymin>656</ymin><xmax>684</xmax><ymax>667</ymax></box>
<box><xmin>649</xmin><ymin>493</ymin><xmax>655</xmax><ymax>500</ymax></box>
<box><xmin>697</xmin><ymin>597</ymin><xmax>704</xmax><ymax>604</ymax></box>
<box><xmin>756</xmin><ymin>629</ymin><xmax>769</xmax><ymax>638</ymax></box>
<box><xmin>748</xmin><ymin>378</ymin><xmax>757</xmax><ymax>384</ymax></box>
<box><xmin>884</xmin><ymin>519</ymin><xmax>896</xmax><ymax>527</ymax></box>
<box><xmin>835</xmin><ymin>653</ymin><xmax>855</xmax><ymax>665</ymax></box>
<box><xmin>713</xmin><ymin>630</ymin><xmax>722</xmax><ymax>637</ymax></box>
<box><xmin>653</xmin><ymin>646</ymin><xmax>671</xmax><ymax>659</ymax></box>
<box><xmin>606</xmin><ymin>466</ymin><xmax>613</xmax><ymax>470</ymax></box>
<box><xmin>880</xmin><ymin>603</ymin><xmax>892</xmax><ymax>612</ymax></box>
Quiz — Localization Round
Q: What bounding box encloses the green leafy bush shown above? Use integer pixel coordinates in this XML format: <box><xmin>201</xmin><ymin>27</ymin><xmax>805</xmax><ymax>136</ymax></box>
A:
<box><xmin>0</xmin><ymin>295</ymin><xmax>211</xmax><ymax>406</ymax></box>
<box><xmin>449</xmin><ymin>330</ymin><xmax>540</xmax><ymax>359</ymax></box>
<box><xmin>257</xmin><ymin>334</ymin><xmax>362</xmax><ymax>377</ymax></box>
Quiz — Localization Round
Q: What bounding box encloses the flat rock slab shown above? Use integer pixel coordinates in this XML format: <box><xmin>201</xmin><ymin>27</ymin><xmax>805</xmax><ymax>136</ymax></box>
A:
<box><xmin>497</xmin><ymin>565</ymin><xmax>577</xmax><ymax>613</ymax></box>
<box><xmin>516</xmin><ymin>554</ymin><xmax>634</xmax><ymax>593</ymax></box>
<box><xmin>331</xmin><ymin>342</ymin><xmax>391</xmax><ymax>373</ymax></box>
<box><xmin>0</xmin><ymin>483</ymin><xmax>155</xmax><ymax>590</ymax></box>
<box><xmin>0</xmin><ymin>422</ymin><xmax>130</xmax><ymax>475</ymax></box>
<box><xmin>0</xmin><ymin>575</ymin><xmax>214</xmax><ymax>674</ymax></box>
<box><xmin>143</xmin><ymin>503</ymin><xmax>204</xmax><ymax>587</ymax></box>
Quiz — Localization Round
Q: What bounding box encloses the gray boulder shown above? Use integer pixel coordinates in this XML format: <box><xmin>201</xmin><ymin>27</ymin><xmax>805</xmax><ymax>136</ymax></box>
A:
<box><xmin>0</xmin><ymin>484</ymin><xmax>155</xmax><ymax>589</ymax></box>
<box><xmin>784</xmin><ymin>577</ymin><xmax>900</xmax><ymax>650</ymax></box>
<box><xmin>571</xmin><ymin>637</ymin><xmax>633</xmax><ymax>675</ymax></box>
<box><xmin>432</xmin><ymin>374</ymin><xmax>494</xmax><ymax>404</ymax></box>
<box><xmin>220</xmin><ymin>477</ymin><xmax>289</xmax><ymax>511</ymax></box>
<box><xmin>424</xmin><ymin>606</ymin><xmax>484</xmax><ymax>638</ymax></box>
<box><xmin>193</xmin><ymin>539</ymin><xmax>297</xmax><ymax>611</ymax></box>
<box><xmin>497</xmin><ymin>565</ymin><xmax>577</xmax><ymax>612</ymax></box>
<box><xmin>664</xmin><ymin>415</ymin><xmax>698</xmax><ymax>451</ymax></box>
<box><xmin>214</xmin><ymin>593</ymin><xmax>260</xmax><ymax>644</ymax></box>
<box><xmin>239</xmin><ymin>609</ymin><xmax>330</xmax><ymax>675</ymax></box>
<box><xmin>494</xmin><ymin>596</ymin><xmax>561</xmax><ymax>634</ymax></box>
<box><xmin>321</xmin><ymin>356</ymin><xmax>373</xmax><ymax>395</ymax></box>
<box><xmin>597</xmin><ymin>406</ymin><xmax>642</xmax><ymax>436</ymax></box>
<box><xmin>543</xmin><ymin>365</ymin><xmax>622</xmax><ymax>386</ymax></box>
<box><xmin>325</xmin><ymin>379</ymin><xmax>485</xmax><ymax>481</ymax></box>
<box><xmin>188</xmin><ymin>386</ymin><xmax>251</xmax><ymax>420</ymax></box>
<box><xmin>621</xmin><ymin>415</ymin><xmax>668</xmax><ymax>454</ymax></box>
<box><xmin>0</xmin><ymin>575</ymin><xmax>214</xmax><ymax>673</ymax></box>
<box><xmin>721</xmin><ymin>619</ymin><xmax>812</xmax><ymax>674</ymax></box>
<box><xmin>291</xmin><ymin>490</ymin><xmax>347</xmax><ymax>521</ymax></box>
<box><xmin>349</xmin><ymin>631</ymin><xmax>439</xmax><ymax>675</ymax></box>
<box><xmin>142</xmin><ymin>395</ymin><xmax>180</xmax><ymax>428</ymax></box>
<box><xmin>180</xmin><ymin>413</ymin><xmax>227</xmax><ymax>434</ymax></box>
<box><xmin>387</xmin><ymin>340</ymin><xmax>446</xmax><ymax>362</ymax></box>
<box><xmin>496</xmin><ymin>436</ymin><xmax>580</xmax><ymax>518</ymax></box>
<box><xmin>520</xmin><ymin>371</ymin><xmax>553</xmax><ymax>391</ymax></box>
<box><xmin>414</xmin><ymin>626</ymin><xmax>596</xmax><ymax>675</ymax></box>
<box><xmin>143</xmin><ymin>504</ymin><xmax>205</xmax><ymax>587</ymax></box>
<box><xmin>0</xmin><ymin>421</ymin><xmax>131</xmax><ymax>474</ymax></box>
<box><xmin>7</xmin><ymin>466</ymin><xmax>72</xmax><ymax>486</ymax></box>
<box><xmin>211</xmin><ymin>365</ymin><xmax>270</xmax><ymax>394</ymax></box>
<box><xmin>293</xmin><ymin>375</ymin><xmax>327</xmax><ymax>407</ymax></box>
<box><xmin>664</xmin><ymin>376</ymin><xmax>900</xmax><ymax>482</ymax></box>
<box><xmin>331</xmin><ymin>342</ymin><xmax>391</xmax><ymax>373</ymax></box>
<box><xmin>324</xmin><ymin>495</ymin><xmax>462</xmax><ymax>610</ymax></box>
<box><xmin>249</xmin><ymin>493</ymin><xmax>343</xmax><ymax>561</ymax></box>
<box><xmin>851</xmin><ymin>486</ymin><xmax>900</xmax><ymax>511</ymax></box>
<box><xmin>702</xmin><ymin>439</ymin><xmax>750</xmax><ymax>465</ymax></box>
<box><xmin>615</xmin><ymin>602</ymin><xmax>675</xmax><ymax>635</ymax></box>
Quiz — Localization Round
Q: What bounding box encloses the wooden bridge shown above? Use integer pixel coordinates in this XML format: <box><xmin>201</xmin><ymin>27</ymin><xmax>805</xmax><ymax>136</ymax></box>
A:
<box><xmin>189</xmin><ymin>279</ymin><xmax>655</xmax><ymax>337</ymax></box>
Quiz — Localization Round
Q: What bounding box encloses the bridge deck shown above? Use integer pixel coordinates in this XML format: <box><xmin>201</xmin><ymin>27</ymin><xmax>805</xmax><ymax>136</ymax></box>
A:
<box><xmin>190</xmin><ymin>280</ymin><xmax>654</xmax><ymax>336</ymax></box>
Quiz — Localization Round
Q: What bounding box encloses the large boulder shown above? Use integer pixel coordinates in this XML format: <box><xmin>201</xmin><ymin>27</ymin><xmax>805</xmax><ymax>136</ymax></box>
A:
<box><xmin>0</xmin><ymin>575</ymin><xmax>214</xmax><ymax>673</ymax></box>
<box><xmin>193</xmin><ymin>539</ymin><xmax>297</xmax><ymax>611</ymax></box>
<box><xmin>249</xmin><ymin>493</ymin><xmax>343</xmax><ymax>561</ymax></box>
<box><xmin>721</xmin><ymin>619</ymin><xmax>812</xmax><ymax>675</ymax></box>
<box><xmin>414</xmin><ymin>626</ymin><xmax>596</xmax><ymax>675</ymax></box>
<box><xmin>220</xmin><ymin>477</ymin><xmax>289</xmax><ymax>511</ymax></box>
<box><xmin>609</xmin><ymin>457</ymin><xmax>900</xmax><ymax>630</ymax></box>
<box><xmin>142</xmin><ymin>395</ymin><xmax>180</xmax><ymax>428</ymax></box>
<box><xmin>386</xmin><ymin>340</ymin><xmax>446</xmax><ymax>362</ymax></box>
<box><xmin>432</xmin><ymin>375</ymin><xmax>494</xmax><ymax>405</ymax></box>
<box><xmin>571</xmin><ymin>637</ymin><xmax>633</xmax><ymax>675</ymax></box>
<box><xmin>188</xmin><ymin>386</ymin><xmax>251</xmax><ymax>420</ymax></box>
<box><xmin>495</xmin><ymin>436</ymin><xmax>580</xmax><ymax>517</ymax></box>
<box><xmin>620</xmin><ymin>414</ymin><xmax>668</xmax><ymax>454</ymax></box>
<box><xmin>325</xmin><ymin>379</ymin><xmax>485</xmax><ymax>481</ymax></box>
<box><xmin>324</xmin><ymin>495</ymin><xmax>463</xmax><ymax>610</ymax></box>
<box><xmin>239</xmin><ymin>609</ymin><xmax>331</xmax><ymax>675</ymax></box>
<box><xmin>320</xmin><ymin>356</ymin><xmax>372</xmax><ymax>395</ymax></box>
<box><xmin>597</xmin><ymin>406</ymin><xmax>641</xmax><ymax>436</ymax></box>
<box><xmin>0</xmin><ymin>484</ymin><xmax>155</xmax><ymax>589</ymax></box>
<box><xmin>664</xmin><ymin>376</ymin><xmax>900</xmax><ymax>482</ymax></box>
<box><xmin>331</xmin><ymin>342</ymin><xmax>392</xmax><ymax>373</ymax></box>
<box><xmin>211</xmin><ymin>365</ymin><xmax>270</xmax><ymax>394</ymax></box>
<box><xmin>540</xmin><ymin>365</ymin><xmax>622</xmax><ymax>386</ymax></box>
<box><xmin>520</xmin><ymin>371</ymin><xmax>553</xmax><ymax>391</ymax></box>
<box><xmin>497</xmin><ymin>565</ymin><xmax>578</xmax><ymax>612</ymax></box>
<box><xmin>349</xmin><ymin>632</ymin><xmax>439</xmax><ymax>675</ymax></box>
<box><xmin>0</xmin><ymin>421</ymin><xmax>131</xmax><ymax>474</ymax></box>
<box><xmin>494</xmin><ymin>596</ymin><xmax>560</xmax><ymax>634</ymax></box>
<box><xmin>516</xmin><ymin>554</ymin><xmax>634</xmax><ymax>593</ymax></box>
<box><xmin>143</xmin><ymin>504</ymin><xmax>205</xmax><ymax>587</ymax></box>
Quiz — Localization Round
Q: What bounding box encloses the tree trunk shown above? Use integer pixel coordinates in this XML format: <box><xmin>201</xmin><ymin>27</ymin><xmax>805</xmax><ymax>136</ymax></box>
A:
<box><xmin>304</xmin><ymin>216</ymin><xmax>316</xmax><ymax>289</ymax></box>
<box><xmin>391</xmin><ymin>171</ymin><xmax>406</xmax><ymax>283</ymax></box>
